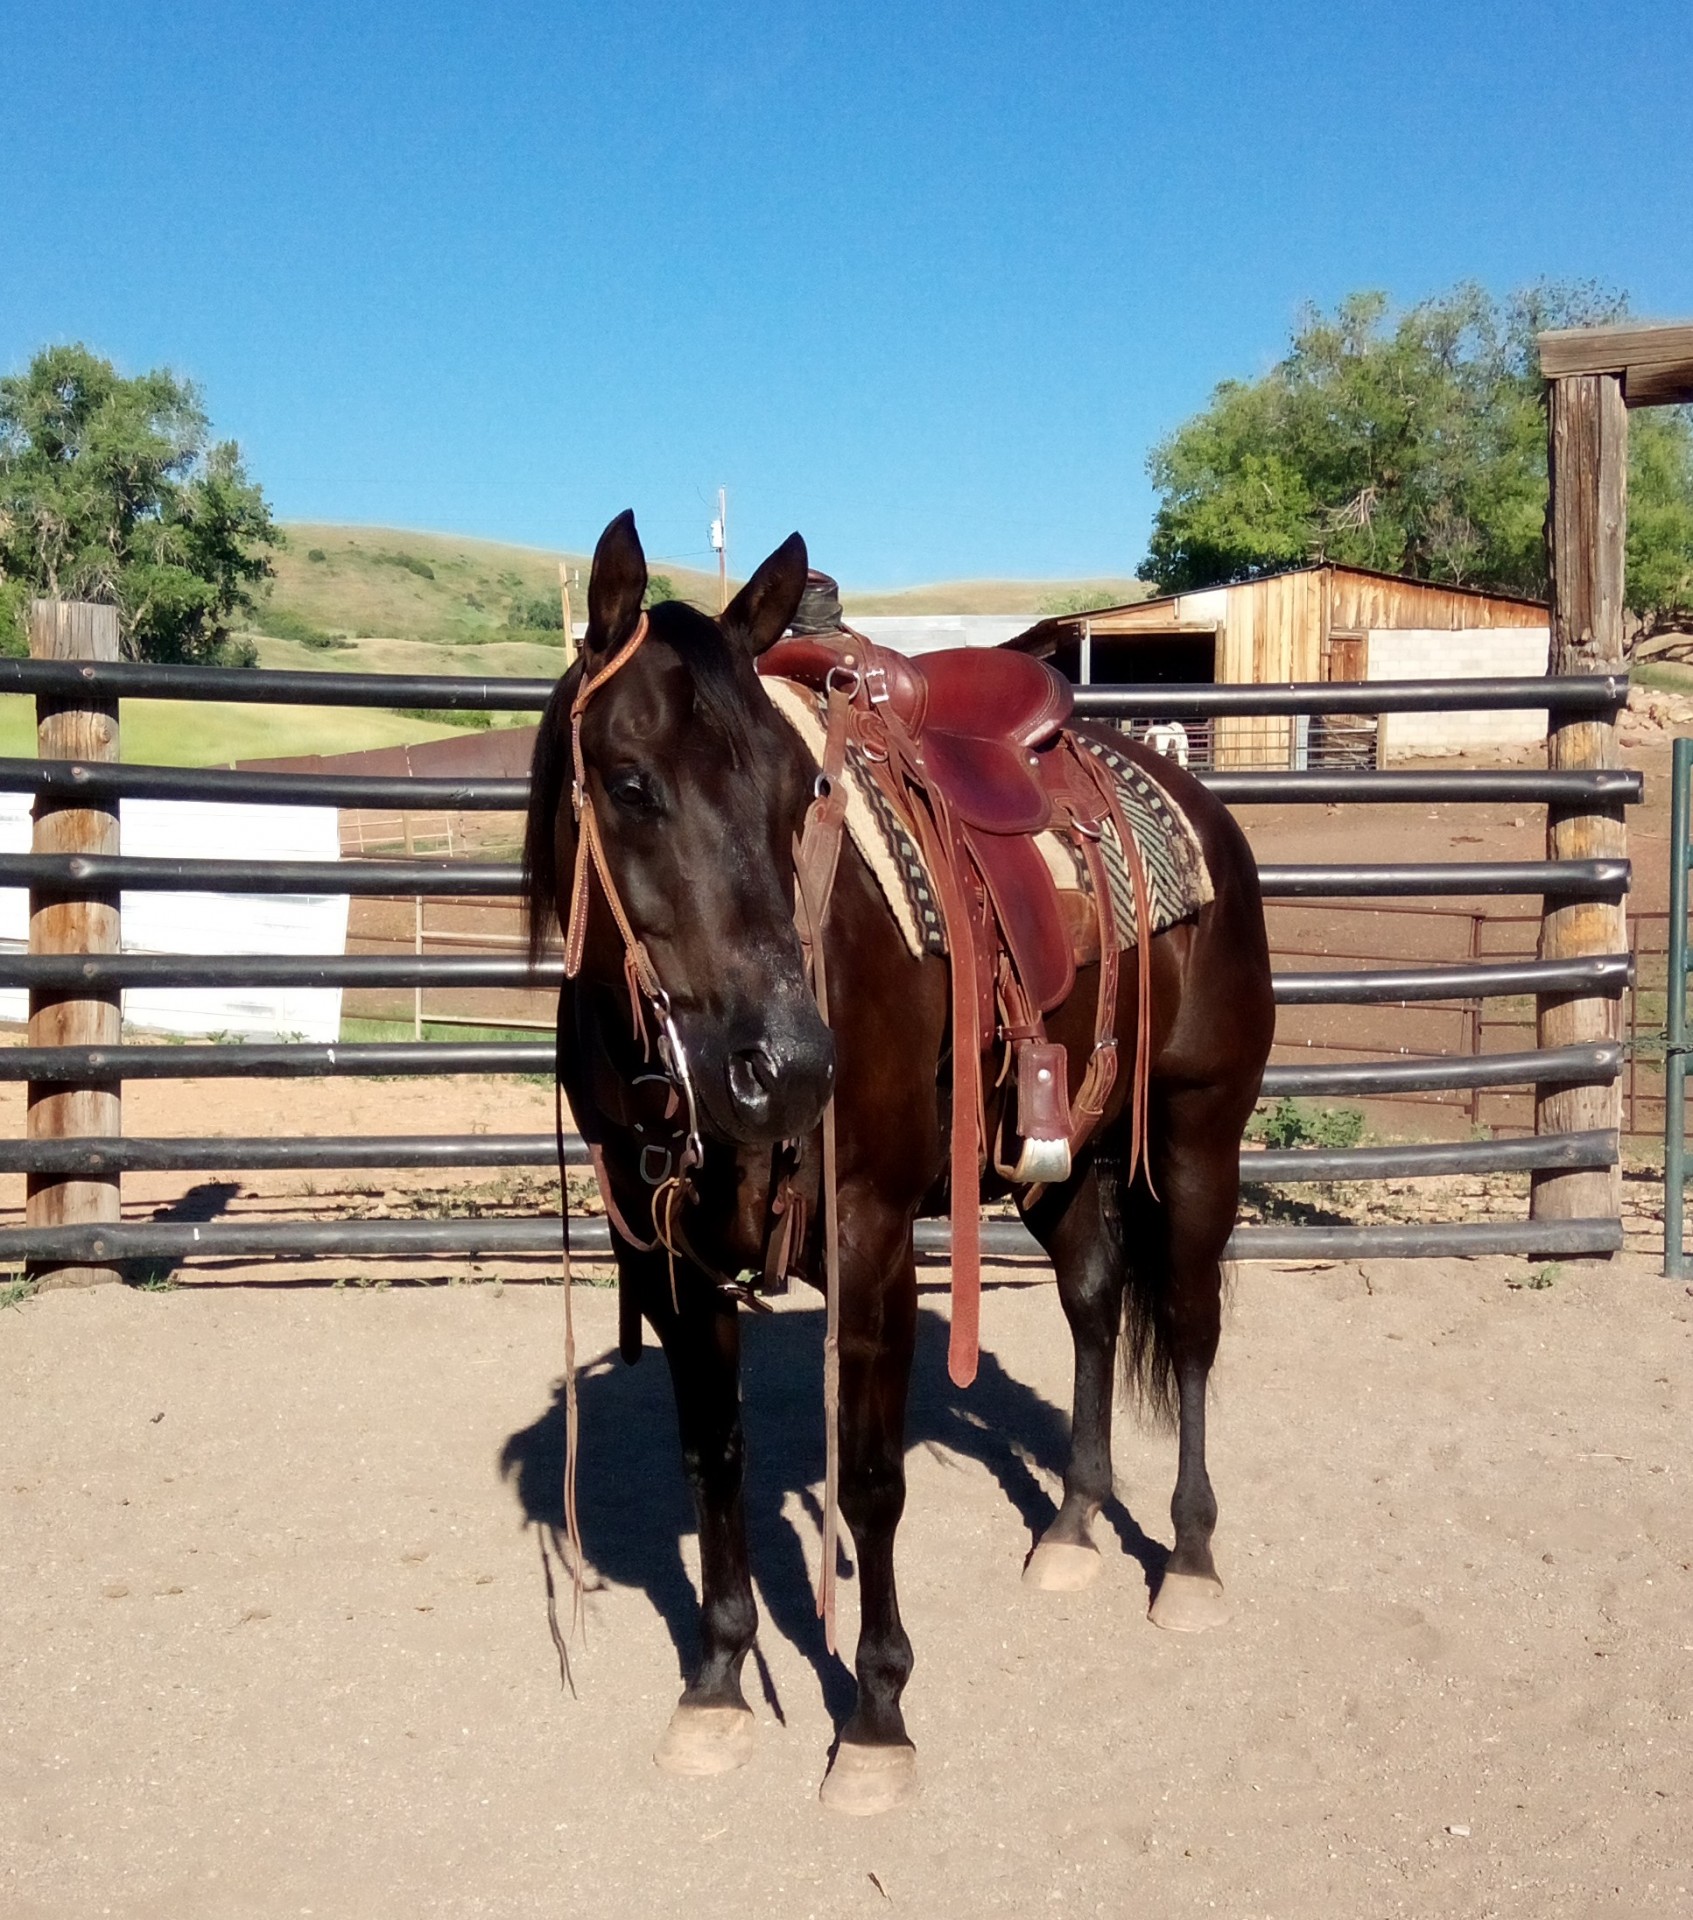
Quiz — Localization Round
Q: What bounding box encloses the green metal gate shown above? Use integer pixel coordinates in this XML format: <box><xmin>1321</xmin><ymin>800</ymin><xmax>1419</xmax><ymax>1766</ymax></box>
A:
<box><xmin>1665</xmin><ymin>737</ymin><xmax>1692</xmax><ymax>1275</ymax></box>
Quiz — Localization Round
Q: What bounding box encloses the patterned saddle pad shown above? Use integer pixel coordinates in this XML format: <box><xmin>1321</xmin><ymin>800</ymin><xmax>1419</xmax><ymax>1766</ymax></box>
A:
<box><xmin>761</xmin><ymin>678</ymin><xmax>1214</xmax><ymax>962</ymax></box>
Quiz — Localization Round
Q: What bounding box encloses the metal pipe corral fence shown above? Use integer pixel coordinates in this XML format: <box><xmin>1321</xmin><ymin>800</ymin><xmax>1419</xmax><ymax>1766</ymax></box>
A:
<box><xmin>0</xmin><ymin>639</ymin><xmax>1643</xmax><ymax>1276</ymax></box>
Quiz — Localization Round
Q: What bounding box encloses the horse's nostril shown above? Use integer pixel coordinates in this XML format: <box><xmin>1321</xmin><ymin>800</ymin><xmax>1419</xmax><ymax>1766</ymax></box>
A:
<box><xmin>727</xmin><ymin>1045</ymin><xmax>778</xmax><ymax>1108</ymax></box>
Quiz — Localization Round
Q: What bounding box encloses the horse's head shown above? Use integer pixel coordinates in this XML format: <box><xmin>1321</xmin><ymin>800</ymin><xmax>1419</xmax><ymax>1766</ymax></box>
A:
<box><xmin>532</xmin><ymin>509</ymin><xmax>835</xmax><ymax>1147</ymax></box>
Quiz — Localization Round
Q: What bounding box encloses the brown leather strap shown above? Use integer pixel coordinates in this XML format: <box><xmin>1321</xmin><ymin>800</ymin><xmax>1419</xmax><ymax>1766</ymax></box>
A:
<box><xmin>1069</xmin><ymin>825</ymin><xmax>1121</xmax><ymax>1138</ymax></box>
<box><xmin>1088</xmin><ymin>752</ymin><xmax>1158</xmax><ymax>1197</ymax></box>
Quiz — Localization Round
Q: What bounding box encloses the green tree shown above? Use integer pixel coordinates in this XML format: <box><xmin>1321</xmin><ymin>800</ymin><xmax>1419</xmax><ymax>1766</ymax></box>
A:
<box><xmin>1143</xmin><ymin>283</ymin><xmax>1693</xmax><ymax>641</ymax></box>
<box><xmin>0</xmin><ymin>343</ymin><xmax>276</xmax><ymax>662</ymax></box>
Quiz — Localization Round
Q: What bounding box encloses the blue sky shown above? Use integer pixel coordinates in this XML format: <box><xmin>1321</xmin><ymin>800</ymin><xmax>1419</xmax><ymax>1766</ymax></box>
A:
<box><xmin>5</xmin><ymin>1</ymin><xmax>1690</xmax><ymax>585</ymax></box>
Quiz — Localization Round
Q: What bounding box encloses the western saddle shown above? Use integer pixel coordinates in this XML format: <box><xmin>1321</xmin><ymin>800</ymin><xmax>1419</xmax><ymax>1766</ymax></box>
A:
<box><xmin>762</xmin><ymin>616</ymin><xmax>1155</xmax><ymax>1390</ymax></box>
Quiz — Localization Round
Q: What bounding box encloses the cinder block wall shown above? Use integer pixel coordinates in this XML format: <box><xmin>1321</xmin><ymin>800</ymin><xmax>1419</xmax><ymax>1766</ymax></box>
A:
<box><xmin>1367</xmin><ymin>628</ymin><xmax>1549</xmax><ymax>761</ymax></box>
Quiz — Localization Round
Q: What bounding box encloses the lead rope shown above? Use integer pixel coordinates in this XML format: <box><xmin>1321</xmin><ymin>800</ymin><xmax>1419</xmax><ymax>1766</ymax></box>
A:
<box><xmin>555</xmin><ymin>1061</ymin><xmax>586</xmax><ymax>1641</ymax></box>
<box><xmin>795</xmin><ymin>856</ymin><xmax>842</xmax><ymax>1654</ymax></box>
<box><xmin>554</xmin><ymin>615</ymin><xmax>652</xmax><ymax>1649</ymax></box>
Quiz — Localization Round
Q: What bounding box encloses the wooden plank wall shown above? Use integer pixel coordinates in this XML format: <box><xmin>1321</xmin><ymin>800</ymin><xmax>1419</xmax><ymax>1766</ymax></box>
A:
<box><xmin>1327</xmin><ymin>572</ymin><xmax>1547</xmax><ymax>634</ymax></box>
<box><xmin>1213</xmin><ymin>572</ymin><xmax>1325</xmax><ymax>765</ymax></box>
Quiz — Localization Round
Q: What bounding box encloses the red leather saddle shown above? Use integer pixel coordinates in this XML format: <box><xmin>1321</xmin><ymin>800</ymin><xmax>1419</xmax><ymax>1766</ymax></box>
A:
<box><xmin>761</xmin><ymin>635</ymin><xmax>1077</xmax><ymax>1015</ymax></box>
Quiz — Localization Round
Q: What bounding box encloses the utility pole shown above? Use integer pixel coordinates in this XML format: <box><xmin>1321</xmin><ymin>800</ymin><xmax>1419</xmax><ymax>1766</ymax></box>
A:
<box><xmin>710</xmin><ymin>487</ymin><xmax>728</xmax><ymax>611</ymax></box>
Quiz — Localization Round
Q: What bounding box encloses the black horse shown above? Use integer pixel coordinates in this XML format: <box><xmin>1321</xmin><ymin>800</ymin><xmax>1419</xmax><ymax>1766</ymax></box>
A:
<box><xmin>523</xmin><ymin>512</ymin><xmax>1274</xmax><ymax>1813</ymax></box>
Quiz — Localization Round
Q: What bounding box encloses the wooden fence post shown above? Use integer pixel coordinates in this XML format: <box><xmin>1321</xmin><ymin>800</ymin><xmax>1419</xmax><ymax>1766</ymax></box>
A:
<box><xmin>25</xmin><ymin>600</ymin><xmax>122</xmax><ymax>1287</ymax></box>
<box><xmin>1530</xmin><ymin>373</ymin><xmax>1628</xmax><ymax>1226</ymax></box>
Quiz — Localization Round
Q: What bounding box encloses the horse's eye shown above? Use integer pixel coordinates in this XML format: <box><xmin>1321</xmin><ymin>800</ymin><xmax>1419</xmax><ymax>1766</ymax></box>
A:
<box><xmin>605</xmin><ymin>769</ymin><xmax>660</xmax><ymax>816</ymax></box>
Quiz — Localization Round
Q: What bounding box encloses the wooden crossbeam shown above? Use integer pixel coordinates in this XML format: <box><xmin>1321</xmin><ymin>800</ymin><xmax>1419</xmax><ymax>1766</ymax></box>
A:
<box><xmin>1538</xmin><ymin>323</ymin><xmax>1693</xmax><ymax>407</ymax></box>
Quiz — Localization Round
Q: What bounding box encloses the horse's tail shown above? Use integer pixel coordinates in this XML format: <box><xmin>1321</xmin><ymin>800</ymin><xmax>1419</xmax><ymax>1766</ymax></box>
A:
<box><xmin>523</xmin><ymin>677</ymin><xmax>573</xmax><ymax>969</ymax></box>
<box><xmin>1117</xmin><ymin>1222</ymin><xmax>1180</xmax><ymax>1433</ymax></box>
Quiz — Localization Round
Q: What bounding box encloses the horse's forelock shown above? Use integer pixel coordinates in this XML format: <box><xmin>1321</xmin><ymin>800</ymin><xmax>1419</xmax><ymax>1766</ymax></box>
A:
<box><xmin>644</xmin><ymin>599</ymin><xmax>772</xmax><ymax>767</ymax></box>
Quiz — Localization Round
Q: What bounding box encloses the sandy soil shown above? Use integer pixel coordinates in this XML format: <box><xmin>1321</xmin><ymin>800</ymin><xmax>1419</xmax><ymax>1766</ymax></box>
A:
<box><xmin>3</xmin><ymin>1254</ymin><xmax>1689</xmax><ymax>1919</ymax></box>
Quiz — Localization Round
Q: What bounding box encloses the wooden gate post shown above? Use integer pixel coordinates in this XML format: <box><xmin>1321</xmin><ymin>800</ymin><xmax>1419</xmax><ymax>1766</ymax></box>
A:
<box><xmin>25</xmin><ymin>600</ymin><xmax>123</xmax><ymax>1287</ymax></box>
<box><xmin>1530</xmin><ymin>373</ymin><xmax>1628</xmax><ymax>1226</ymax></box>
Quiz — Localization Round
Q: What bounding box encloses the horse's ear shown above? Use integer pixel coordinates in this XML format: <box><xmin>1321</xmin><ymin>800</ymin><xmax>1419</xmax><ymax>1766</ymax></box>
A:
<box><xmin>721</xmin><ymin>532</ymin><xmax>808</xmax><ymax>656</ymax></box>
<box><xmin>584</xmin><ymin>510</ymin><xmax>648</xmax><ymax>663</ymax></box>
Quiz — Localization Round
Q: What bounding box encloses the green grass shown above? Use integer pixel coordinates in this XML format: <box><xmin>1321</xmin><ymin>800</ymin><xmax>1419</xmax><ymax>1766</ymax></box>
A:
<box><xmin>1</xmin><ymin>1273</ymin><xmax>39</xmax><ymax>1310</ymax></box>
<box><xmin>1632</xmin><ymin>661</ymin><xmax>1693</xmax><ymax>693</ymax></box>
<box><xmin>0</xmin><ymin>695</ymin><xmax>491</xmax><ymax>766</ymax></box>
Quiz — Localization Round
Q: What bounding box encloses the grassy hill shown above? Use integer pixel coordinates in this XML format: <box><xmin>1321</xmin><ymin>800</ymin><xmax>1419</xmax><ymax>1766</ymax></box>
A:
<box><xmin>257</xmin><ymin>524</ymin><xmax>723</xmax><ymax>650</ymax></box>
<box><xmin>841</xmin><ymin>578</ymin><xmax>1145</xmax><ymax>617</ymax></box>
<box><xmin>258</xmin><ymin>523</ymin><xmax>1145</xmax><ymax>649</ymax></box>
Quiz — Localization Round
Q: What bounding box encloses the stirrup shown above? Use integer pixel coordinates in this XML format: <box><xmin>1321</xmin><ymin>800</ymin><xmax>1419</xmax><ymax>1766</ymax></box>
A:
<box><xmin>1010</xmin><ymin>1134</ymin><xmax>1072</xmax><ymax>1184</ymax></box>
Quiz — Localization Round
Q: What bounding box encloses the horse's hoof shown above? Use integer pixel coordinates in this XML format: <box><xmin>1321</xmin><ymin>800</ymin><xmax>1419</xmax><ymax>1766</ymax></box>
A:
<box><xmin>1149</xmin><ymin>1570</ymin><xmax>1233</xmax><ymax>1633</ymax></box>
<box><xmin>653</xmin><ymin>1703</ymin><xmax>755</xmax><ymax>1777</ymax></box>
<box><xmin>818</xmin><ymin>1740</ymin><xmax>918</xmax><ymax>1816</ymax></box>
<box><xmin>1022</xmin><ymin>1538</ymin><xmax>1102</xmax><ymax>1592</ymax></box>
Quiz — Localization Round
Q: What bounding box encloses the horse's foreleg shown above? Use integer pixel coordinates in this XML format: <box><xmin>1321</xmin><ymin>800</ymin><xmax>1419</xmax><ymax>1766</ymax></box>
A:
<box><xmin>643</xmin><ymin>1260</ymin><xmax>760</xmax><ymax>1774</ymax></box>
<box><xmin>1021</xmin><ymin>1152</ymin><xmax>1125</xmax><ymax>1592</ymax></box>
<box><xmin>818</xmin><ymin>1215</ymin><xmax>919</xmax><ymax>1815</ymax></box>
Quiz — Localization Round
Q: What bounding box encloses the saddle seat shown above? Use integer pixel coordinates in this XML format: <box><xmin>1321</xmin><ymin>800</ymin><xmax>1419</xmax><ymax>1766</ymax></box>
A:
<box><xmin>761</xmin><ymin>636</ymin><xmax>1073</xmax><ymax>836</ymax></box>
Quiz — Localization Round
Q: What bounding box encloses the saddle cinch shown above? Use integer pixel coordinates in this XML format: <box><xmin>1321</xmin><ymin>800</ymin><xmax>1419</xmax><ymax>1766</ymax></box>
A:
<box><xmin>761</xmin><ymin>625</ymin><xmax>1158</xmax><ymax>1388</ymax></box>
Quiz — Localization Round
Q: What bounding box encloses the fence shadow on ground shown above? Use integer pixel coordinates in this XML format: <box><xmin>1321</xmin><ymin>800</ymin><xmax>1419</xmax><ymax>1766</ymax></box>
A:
<box><xmin>498</xmin><ymin>1300</ymin><xmax>1170</xmax><ymax>1727</ymax></box>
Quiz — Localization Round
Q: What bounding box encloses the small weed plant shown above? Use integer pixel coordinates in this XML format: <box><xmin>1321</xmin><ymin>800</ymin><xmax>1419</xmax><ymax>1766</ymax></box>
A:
<box><xmin>1247</xmin><ymin>1098</ymin><xmax>1366</xmax><ymax>1152</ymax></box>
<box><xmin>1510</xmin><ymin>1263</ymin><xmax>1562</xmax><ymax>1292</ymax></box>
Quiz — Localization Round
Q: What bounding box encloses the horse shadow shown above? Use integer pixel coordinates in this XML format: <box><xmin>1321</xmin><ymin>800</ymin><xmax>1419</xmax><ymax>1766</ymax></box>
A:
<box><xmin>498</xmin><ymin>1298</ymin><xmax>1169</xmax><ymax>1723</ymax></box>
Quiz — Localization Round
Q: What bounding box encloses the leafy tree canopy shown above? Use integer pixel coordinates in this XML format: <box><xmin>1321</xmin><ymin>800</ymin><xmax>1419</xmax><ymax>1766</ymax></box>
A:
<box><xmin>0</xmin><ymin>343</ymin><xmax>277</xmax><ymax>662</ymax></box>
<box><xmin>1143</xmin><ymin>283</ymin><xmax>1693</xmax><ymax>639</ymax></box>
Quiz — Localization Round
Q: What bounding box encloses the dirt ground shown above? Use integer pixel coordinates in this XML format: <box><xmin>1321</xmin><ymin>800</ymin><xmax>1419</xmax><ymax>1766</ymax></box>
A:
<box><xmin>2</xmin><ymin>709</ymin><xmax>1686</xmax><ymax>1914</ymax></box>
<box><xmin>2</xmin><ymin>1253</ymin><xmax>1689</xmax><ymax>1920</ymax></box>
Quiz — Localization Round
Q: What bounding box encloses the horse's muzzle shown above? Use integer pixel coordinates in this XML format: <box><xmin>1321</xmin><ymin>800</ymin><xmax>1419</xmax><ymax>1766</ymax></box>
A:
<box><xmin>706</xmin><ymin>1001</ymin><xmax>836</xmax><ymax>1145</ymax></box>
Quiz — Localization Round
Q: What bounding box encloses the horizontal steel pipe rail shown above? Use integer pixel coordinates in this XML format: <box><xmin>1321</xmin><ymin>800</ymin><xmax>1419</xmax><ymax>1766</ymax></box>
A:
<box><xmin>0</xmin><ymin>1134</ymin><xmax>582</xmax><ymax>1174</ymax></box>
<box><xmin>0</xmin><ymin>658</ymin><xmax>558</xmax><ymax>709</ymax></box>
<box><xmin>0</xmin><ymin>659</ymin><xmax>1624</xmax><ymax>715</ymax></box>
<box><xmin>1270</xmin><ymin>953</ymin><xmax>1631</xmax><ymax>1004</ymax></box>
<box><xmin>0</xmin><ymin>1037</ymin><xmax>1625</xmax><ymax>1091</ymax></box>
<box><xmin>0</xmin><ymin>1041</ymin><xmax>555</xmax><ymax>1081</ymax></box>
<box><xmin>1203</xmin><ymin>768</ymin><xmax>1643</xmax><ymax>805</ymax></box>
<box><xmin>1261</xmin><ymin>1041</ymin><xmax>1621</xmax><ymax>1097</ymax></box>
<box><xmin>0</xmin><ymin>758</ymin><xmax>1645</xmax><ymax>814</ymax></box>
<box><xmin>0</xmin><ymin>953</ymin><xmax>561</xmax><ymax>991</ymax></box>
<box><xmin>0</xmin><ymin>1211</ymin><xmax>1624</xmax><ymax>1265</ymax></box>
<box><xmin>0</xmin><ymin>854</ymin><xmax>525</xmax><ymax>896</ymax></box>
<box><xmin>0</xmin><ymin>1217</ymin><xmax>993</xmax><ymax>1263</ymax></box>
<box><xmin>0</xmin><ymin>1126</ymin><xmax>1616</xmax><ymax>1183</ymax></box>
<box><xmin>1256</xmin><ymin>859</ymin><xmax>1630</xmax><ymax>899</ymax></box>
<box><xmin>1072</xmin><ymin>676</ymin><xmax>1625</xmax><ymax>717</ymax></box>
<box><xmin>0</xmin><ymin>852</ymin><xmax>1633</xmax><ymax>904</ymax></box>
<box><xmin>0</xmin><ymin>949</ymin><xmax>1630</xmax><ymax>998</ymax></box>
<box><xmin>1243</xmin><ymin>1128</ymin><xmax>1617</xmax><ymax>1183</ymax></box>
<box><xmin>1225</xmin><ymin>1218</ymin><xmax>1624</xmax><ymax>1260</ymax></box>
<box><xmin>0</xmin><ymin>758</ymin><xmax>532</xmax><ymax>811</ymax></box>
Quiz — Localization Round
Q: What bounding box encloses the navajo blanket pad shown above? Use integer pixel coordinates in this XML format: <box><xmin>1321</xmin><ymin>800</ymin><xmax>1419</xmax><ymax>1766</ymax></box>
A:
<box><xmin>761</xmin><ymin>677</ymin><xmax>1214</xmax><ymax>963</ymax></box>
